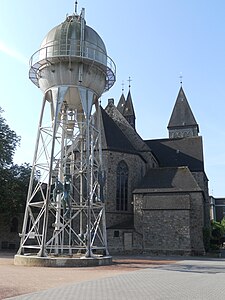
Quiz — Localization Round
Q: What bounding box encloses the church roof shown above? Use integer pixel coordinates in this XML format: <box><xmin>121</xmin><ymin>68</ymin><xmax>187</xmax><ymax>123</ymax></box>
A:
<box><xmin>133</xmin><ymin>167</ymin><xmax>201</xmax><ymax>193</ymax></box>
<box><xmin>100</xmin><ymin>107</ymin><xmax>136</xmax><ymax>153</ymax></box>
<box><xmin>167</xmin><ymin>86</ymin><xmax>199</xmax><ymax>130</ymax></box>
<box><xmin>123</xmin><ymin>90</ymin><xmax>135</xmax><ymax>117</ymax></box>
<box><xmin>104</xmin><ymin>101</ymin><xmax>157</xmax><ymax>165</ymax></box>
<box><xmin>145</xmin><ymin>136</ymin><xmax>204</xmax><ymax>172</ymax></box>
<box><xmin>117</xmin><ymin>93</ymin><xmax>126</xmax><ymax>114</ymax></box>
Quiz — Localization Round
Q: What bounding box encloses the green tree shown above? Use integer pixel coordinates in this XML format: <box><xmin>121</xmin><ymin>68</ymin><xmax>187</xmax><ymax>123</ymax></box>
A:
<box><xmin>0</xmin><ymin>107</ymin><xmax>31</xmax><ymax>217</ymax></box>
<box><xmin>210</xmin><ymin>219</ymin><xmax>225</xmax><ymax>250</ymax></box>
<box><xmin>0</xmin><ymin>107</ymin><xmax>20</xmax><ymax>167</ymax></box>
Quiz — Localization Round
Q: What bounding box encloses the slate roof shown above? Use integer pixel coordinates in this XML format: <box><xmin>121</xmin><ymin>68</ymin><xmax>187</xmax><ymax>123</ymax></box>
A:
<box><xmin>117</xmin><ymin>93</ymin><xmax>126</xmax><ymax>114</ymax></box>
<box><xmin>123</xmin><ymin>90</ymin><xmax>135</xmax><ymax>117</ymax></box>
<box><xmin>100</xmin><ymin>107</ymin><xmax>136</xmax><ymax>153</ymax></box>
<box><xmin>145</xmin><ymin>136</ymin><xmax>204</xmax><ymax>172</ymax></box>
<box><xmin>133</xmin><ymin>167</ymin><xmax>201</xmax><ymax>193</ymax></box>
<box><xmin>168</xmin><ymin>86</ymin><xmax>199</xmax><ymax>132</ymax></box>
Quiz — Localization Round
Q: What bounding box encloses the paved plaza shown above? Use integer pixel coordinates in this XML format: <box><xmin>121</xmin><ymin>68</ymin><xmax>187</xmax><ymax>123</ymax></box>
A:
<box><xmin>1</xmin><ymin>252</ymin><xmax>225</xmax><ymax>299</ymax></box>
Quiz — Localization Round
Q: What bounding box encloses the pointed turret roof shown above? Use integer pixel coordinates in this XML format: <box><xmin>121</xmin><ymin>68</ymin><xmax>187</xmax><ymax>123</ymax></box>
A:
<box><xmin>117</xmin><ymin>93</ymin><xmax>126</xmax><ymax>114</ymax></box>
<box><xmin>123</xmin><ymin>90</ymin><xmax>135</xmax><ymax>117</ymax></box>
<box><xmin>168</xmin><ymin>87</ymin><xmax>199</xmax><ymax>131</ymax></box>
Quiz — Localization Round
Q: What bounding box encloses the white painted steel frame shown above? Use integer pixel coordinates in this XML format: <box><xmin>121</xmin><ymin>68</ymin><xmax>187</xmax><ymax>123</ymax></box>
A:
<box><xmin>18</xmin><ymin>91</ymin><xmax>108</xmax><ymax>257</ymax></box>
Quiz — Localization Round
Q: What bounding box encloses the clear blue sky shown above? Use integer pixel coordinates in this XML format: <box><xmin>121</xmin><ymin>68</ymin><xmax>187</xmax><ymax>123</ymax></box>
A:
<box><xmin>0</xmin><ymin>0</ymin><xmax>224</xmax><ymax>197</ymax></box>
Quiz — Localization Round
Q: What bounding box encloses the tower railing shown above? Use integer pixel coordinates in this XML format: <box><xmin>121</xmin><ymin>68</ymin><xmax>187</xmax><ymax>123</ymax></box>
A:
<box><xmin>29</xmin><ymin>42</ymin><xmax>116</xmax><ymax>92</ymax></box>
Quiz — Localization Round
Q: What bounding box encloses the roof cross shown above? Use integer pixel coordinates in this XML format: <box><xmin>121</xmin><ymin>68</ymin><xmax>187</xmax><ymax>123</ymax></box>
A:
<box><xmin>128</xmin><ymin>76</ymin><xmax>132</xmax><ymax>89</ymax></box>
<box><xmin>179</xmin><ymin>73</ymin><xmax>183</xmax><ymax>86</ymax></box>
<box><xmin>121</xmin><ymin>81</ymin><xmax>125</xmax><ymax>93</ymax></box>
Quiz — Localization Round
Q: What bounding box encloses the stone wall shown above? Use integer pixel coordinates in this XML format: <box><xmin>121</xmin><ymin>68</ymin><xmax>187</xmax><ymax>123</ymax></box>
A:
<box><xmin>103</xmin><ymin>151</ymin><xmax>146</xmax><ymax>228</ymax></box>
<box><xmin>192</xmin><ymin>171</ymin><xmax>210</xmax><ymax>228</ymax></box>
<box><xmin>189</xmin><ymin>192</ymin><xmax>205</xmax><ymax>254</ymax></box>
<box><xmin>142</xmin><ymin>210</ymin><xmax>191</xmax><ymax>254</ymax></box>
<box><xmin>133</xmin><ymin>191</ymin><xmax>205</xmax><ymax>255</ymax></box>
<box><xmin>107</xmin><ymin>229</ymin><xmax>132</xmax><ymax>254</ymax></box>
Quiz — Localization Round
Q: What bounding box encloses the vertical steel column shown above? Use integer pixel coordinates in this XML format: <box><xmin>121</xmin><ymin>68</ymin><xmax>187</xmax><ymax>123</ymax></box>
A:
<box><xmin>85</xmin><ymin>90</ymin><xmax>92</xmax><ymax>257</ymax></box>
<box><xmin>38</xmin><ymin>86</ymin><xmax>68</xmax><ymax>257</ymax></box>
<box><xmin>18</xmin><ymin>96</ymin><xmax>47</xmax><ymax>255</ymax></box>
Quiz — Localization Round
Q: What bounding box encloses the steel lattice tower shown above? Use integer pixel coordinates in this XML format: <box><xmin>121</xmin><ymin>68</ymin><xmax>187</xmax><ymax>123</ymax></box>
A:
<box><xmin>17</xmin><ymin>7</ymin><xmax>116</xmax><ymax>258</ymax></box>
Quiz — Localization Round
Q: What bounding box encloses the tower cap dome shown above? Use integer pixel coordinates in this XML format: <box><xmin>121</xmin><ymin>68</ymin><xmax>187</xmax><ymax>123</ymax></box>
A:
<box><xmin>29</xmin><ymin>10</ymin><xmax>116</xmax><ymax>93</ymax></box>
<box><xmin>40</xmin><ymin>14</ymin><xmax>107</xmax><ymax>58</ymax></box>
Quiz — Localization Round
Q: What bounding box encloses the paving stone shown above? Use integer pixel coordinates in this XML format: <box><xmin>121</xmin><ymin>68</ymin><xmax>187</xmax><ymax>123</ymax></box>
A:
<box><xmin>7</xmin><ymin>259</ymin><xmax>225</xmax><ymax>300</ymax></box>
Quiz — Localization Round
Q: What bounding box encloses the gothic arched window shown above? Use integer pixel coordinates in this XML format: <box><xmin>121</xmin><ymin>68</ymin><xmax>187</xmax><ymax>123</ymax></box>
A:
<box><xmin>116</xmin><ymin>161</ymin><xmax>128</xmax><ymax>211</ymax></box>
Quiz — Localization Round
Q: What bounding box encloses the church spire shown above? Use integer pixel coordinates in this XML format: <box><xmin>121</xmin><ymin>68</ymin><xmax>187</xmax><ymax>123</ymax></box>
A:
<box><xmin>123</xmin><ymin>89</ymin><xmax>136</xmax><ymax>129</ymax></box>
<box><xmin>117</xmin><ymin>93</ymin><xmax>126</xmax><ymax>114</ymax></box>
<box><xmin>167</xmin><ymin>86</ymin><xmax>199</xmax><ymax>138</ymax></box>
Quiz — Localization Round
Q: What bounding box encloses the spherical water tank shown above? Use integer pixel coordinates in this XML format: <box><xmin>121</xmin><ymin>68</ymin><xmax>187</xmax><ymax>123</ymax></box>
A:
<box><xmin>29</xmin><ymin>12</ymin><xmax>116</xmax><ymax>98</ymax></box>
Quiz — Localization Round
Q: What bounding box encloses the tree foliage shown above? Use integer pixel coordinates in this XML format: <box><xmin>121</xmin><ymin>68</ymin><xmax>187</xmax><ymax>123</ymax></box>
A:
<box><xmin>0</xmin><ymin>107</ymin><xmax>20</xmax><ymax>168</ymax></box>
<box><xmin>210</xmin><ymin>219</ymin><xmax>225</xmax><ymax>250</ymax></box>
<box><xmin>0</xmin><ymin>108</ymin><xmax>31</xmax><ymax>217</ymax></box>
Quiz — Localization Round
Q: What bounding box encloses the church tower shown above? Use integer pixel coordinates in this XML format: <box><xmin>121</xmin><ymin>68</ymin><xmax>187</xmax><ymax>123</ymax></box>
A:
<box><xmin>118</xmin><ymin>90</ymin><xmax>136</xmax><ymax>129</ymax></box>
<box><xmin>167</xmin><ymin>86</ymin><xmax>199</xmax><ymax>138</ymax></box>
<box><xmin>117</xmin><ymin>93</ymin><xmax>126</xmax><ymax>114</ymax></box>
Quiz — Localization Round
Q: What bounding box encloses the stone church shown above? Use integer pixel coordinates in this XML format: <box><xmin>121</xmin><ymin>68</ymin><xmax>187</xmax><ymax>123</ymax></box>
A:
<box><xmin>101</xmin><ymin>86</ymin><xmax>210</xmax><ymax>255</ymax></box>
<box><xmin>0</xmin><ymin>85</ymin><xmax>210</xmax><ymax>256</ymax></box>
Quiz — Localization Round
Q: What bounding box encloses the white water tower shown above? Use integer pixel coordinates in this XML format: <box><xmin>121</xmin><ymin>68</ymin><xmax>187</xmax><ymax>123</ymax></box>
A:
<box><xmin>16</xmin><ymin>6</ymin><xmax>115</xmax><ymax>260</ymax></box>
